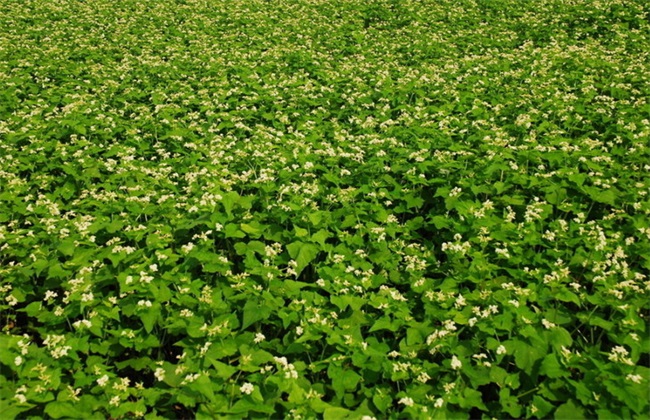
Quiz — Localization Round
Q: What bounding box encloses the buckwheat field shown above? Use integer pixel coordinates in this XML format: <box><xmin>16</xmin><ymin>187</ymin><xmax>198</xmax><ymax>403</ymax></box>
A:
<box><xmin>1</xmin><ymin>0</ymin><xmax>649</xmax><ymax>418</ymax></box>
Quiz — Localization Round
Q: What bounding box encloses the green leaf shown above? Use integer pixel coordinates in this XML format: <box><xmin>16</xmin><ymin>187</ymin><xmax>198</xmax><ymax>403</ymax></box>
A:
<box><xmin>545</xmin><ymin>187</ymin><xmax>567</xmax><ymax>205</ymax></box>
<box><xmin>1</xmin><ymin>403</ymin><xmax>36</xmax><ymax>419</ymax></box>
<box><xmin>222</xmin><ymin>191</ymin><xmax>240</xmax><ymax>216</ymax></box>
<box><xmin>48</xmin><ymin>263</ymin><xmax>71</xmax><ymax>279</ymax></box>
<box><xmin>404</xmin><ymin>194</ymin><xmax>424</xmax><ymax>209</ymax></box>
<box><xmin>206</xmin><ymin>339</ymin><xmax>239</xmax><ymax>360</ymax></box>
<box><xmin>240</xmin><ymin>221</ymin><xmax>264</xmax><ymax>238</ymax></box>
<box><xmin>247</xmin><ymin>241</ymin><xmax>266</xmax><ymax>255</ymax></box>
<box><xmin>554</xmin><ymin>399</ymin><xmax>586</xmax><ymax>420</ymax></box>
<box><xmin>286</xmin><ymin>242</ymin><xmax>319</xmax><ymax>276</ymax></box>
<box><xmin>329</xmin><ymin>365</ymin><xmax>360</xmax><ymax>398</ymax></box>
<box><xmin>23</xmin><ymin>301</ymin><xmax>43</xmax><ymax>317</ymax></box>
<box><xmin>499</xmin><ymin>388</ymin><xmax>522</xmax><ymax>417</ymax></box>
<box><xmin>311</xmin><ymin>229</ymin><xmax>331</xmax><ymax>247</ymax></box>
<box><xmin>588</xmin><ymin>316</ymin><xmax>614</xmax><ymax>331</ymax></box>
<box><xmin>547</xmin><ymin>327</ymin><xmax>573</xmax><ymax>351</ymax></box>
<box><xmin>603</xmin><ymin>379</ymin><xmax>646</xmax><ymax>414</ymax></box>
<box><xmin>45</xmin><ymin>402</ymin><xmax>87</xmax><ymax>419</ymax></box>
<box><xmin>294</xmin><ymin>225</ymin><xmax>309</xmax><ymax>237</ymax></box>
<box><xmin>308</xmin><ymin>211</ymin><xmax>323</xmax><ymax>226</ymax></box>
<box><xmin>57</xmin><ymin>239</ymin><xmax>76</xmax><ymax>256</ymax></box>
<box><xmin>288</xmin><ymin>381</ymin><xmax>306</xmax><ymax>404</ymax></box>
<box><xmin>140</xmin><ymin>306</ymin><xmax>158</xmax><ymax>333</ymax></box>
<box><xmin>532</xmin><ymin>395</ymin><xmax>555</xmax><ymax>417</ymax></box>
<box><xmin>406</xmin><ymin>328</ymin><xmax>423</xmax><ymax>346</ymax></box>
<box><xmin>234</xmin><ymin>242</ymin><xmax>248</xmax><ymax>255</ymax></box>
<box><xmin>540</xmin><ymin>354</ymin><xmax>565</xmax><ymax>378</ymax></box>
<box><xmin>489</xmin><ymin>366</ymin><xmax>508</xmax><ymax>386</ymax></box>
<box><xmin>225</xmin><ymin>223</ymin><xmax>246</xmax><ymax>238</ymax></box>
<box><xmin>324</xmin><ymin>406</ymin><xmax>352</xmax><ymax>420</ymax></box>
<box><xmin>461</xmin><ymin>388</ymin><xmax>488</xmax><ymax>411</ymax></box>
<box><xmin>250</xmin><ymin>386</ymin><xmax>265</xmax><ymax>403</ymax></box>
<box><xmin>146</xmin><ymin>233</ymin><xmax>162</xmax><ymax>248</ymax></box>
<box><xmin>341</xmin><ymin>369</ymin><xmax>361</xmax><ymax>390</ymax></box>
<box><xmin>0</xmin><ymin>335</ymin><xmax>19</xmax><ymax>366</ymax></box>
<box><xmin>194</xmin><ymin>374</ymin><xmax>216</xmax><ymax>402</ymax></box>
<box><xmin>431</xmin><ymin>215</ymin><xmax>451</xmax><ymax>229</ymax></box>
<box><xmin>555</xmin><ymin>289</ymin><xmax>580</xmax><ymax>306</ymax></box>
<box><xmin>250</xmin><ymin>349</ymin><xmax>274</xmax><ymax>366</ymax></box>
<box><xmin>568</xmin><ymin>173</ymin><xmax>587</xmax><ymax>186</ymax></box>
<box><xmin>369</xmin><ymin>316</ymin><xmax>397</xmax><ymax>332</ymax></box>
<box><xmin>372</xmin><ymin>389</ymin><xmax>392</xmax><ymax>413</ymax></box>
<box><xmin>207</xmin><ymin>360</ymin><xmax>237</xmax><ymax>380</ymax></box>
<box><xmin>509</xmin><ymin>340</ymin><xmax>544</xmax><ymax>374</ymax></box>
<box><xmin>104</xmin><ymin>219</ymin><xmax>123</xmax><ymax>233</ymax></box>
<box><xmin>585</xmin><ymin>187</ymin><xmax>617</xmax><ymax>206</ymax></box>
<box><xmin>229</xmin><ymin>397</ymin><xmax>262</xmax><ymax>414</ymax></box>
<box><xmin>242</xmin><ymin>299</ymin><xmax>272</xmax><ymax>330</ymax></box>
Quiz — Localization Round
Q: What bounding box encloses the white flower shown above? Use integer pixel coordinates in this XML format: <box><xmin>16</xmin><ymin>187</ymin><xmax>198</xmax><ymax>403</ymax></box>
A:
<box><xmin>44</xmin><ymin>290</ymin><xmax>58</xmax><ymax>302</ymax></box>
<box><xmin>50</xmin><ymin>344</ymin><xmax>72</xmax><ymax>359</ymax></box>
<box><xmin>284</xmin><ymin>367</ymin><xmax>299</xmax><ymax>379</ymax></box>
<box><xmin>97</xmin><ymin>374</ymin><xmax>109</xmax><ymax>387</ymax></box>
<box><xmin>179</xmin><ymin>309</ymin><xmax>193</xmax><ymax>317</ymax></box>
<box><xmin>398</xmin><ymin>397</ymin><xmax>414</xmax><ymax>407</ymax></box>
<box><xmin>182</xmin><ymin>373</ymin><xmax>200</xmax><ymax>384</ymax></box>
<box><xmin>154</xmin><ymin>368</ymin><xmax>165</xmax><ymax>381</ymax></box>
<box><xmin>417</xmin><ymin>372</ymin><xmax>431</xmax><ymax>383</ymax></box>
<box><xmin>451</xmin><ymin>355</ymin><xmax>462</xmax><ymax>370</ymax></box>
<box><xmin>626</xmin><ymin>374</ymin><xmax>642</xmax><ymax>384</ymax></box>
<box><xmin>609</xmin><ymin>346</ymin><xmax>634</xmax><ymax>365</ymax></box>
<box><xmin>496</xmin><ymin>345</ymin><xmax>507</xmax><ymax>355</ymax></box>
<box><xmin>541</xmin><ymin>319</ymin><xmax>556</xmax><ymax>329</ymax></box>
<box><xmin>139</xmin><ymin>273</ymin><xmax>154</xmax><ymax>284</ymax></box>
<box><xmin>434</xmin><ymin>398</ymin><xmax>444</xmax><ymax>408</ymax></box>
<box><xmin>254</xmin><ymin>333</ymin><xmax>266</xmax><ymax>343</ymax></box>
<box><xmin>14</xmin><ymin>356</ymin><xmax>23</xmax><ymax>366</ymax></box>
<box><xmin>274</xmin><ymin>356</ymin><xmax>288</xmax><ymax>367</ymax></box>
<box><xmin>73</xmin><ymin>319</ymin><xmax>92</xmax><ymax>329</ymax></box>
<box><xmin>240</xmin><ymin>382</ymin><xmax>254</xmax><ymax>395</ymax></box>
<box><xmin>181</xmin><ymin>242</ymin><xmax>195</xmax><ymax>254</ymax></box>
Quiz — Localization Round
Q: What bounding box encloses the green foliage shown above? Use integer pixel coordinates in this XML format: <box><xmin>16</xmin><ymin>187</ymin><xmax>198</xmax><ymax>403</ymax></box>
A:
<box><xmin>0</xmin><ymin>0</ymin><xmax>649</xmax><ymax>418</ymax></box>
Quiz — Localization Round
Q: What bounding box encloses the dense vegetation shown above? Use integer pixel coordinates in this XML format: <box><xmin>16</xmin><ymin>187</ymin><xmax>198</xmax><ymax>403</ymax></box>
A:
<box><xmin>1</xmin><ymin>0</ymin><xmax>649</xmax><ymax>418</ymax></box>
